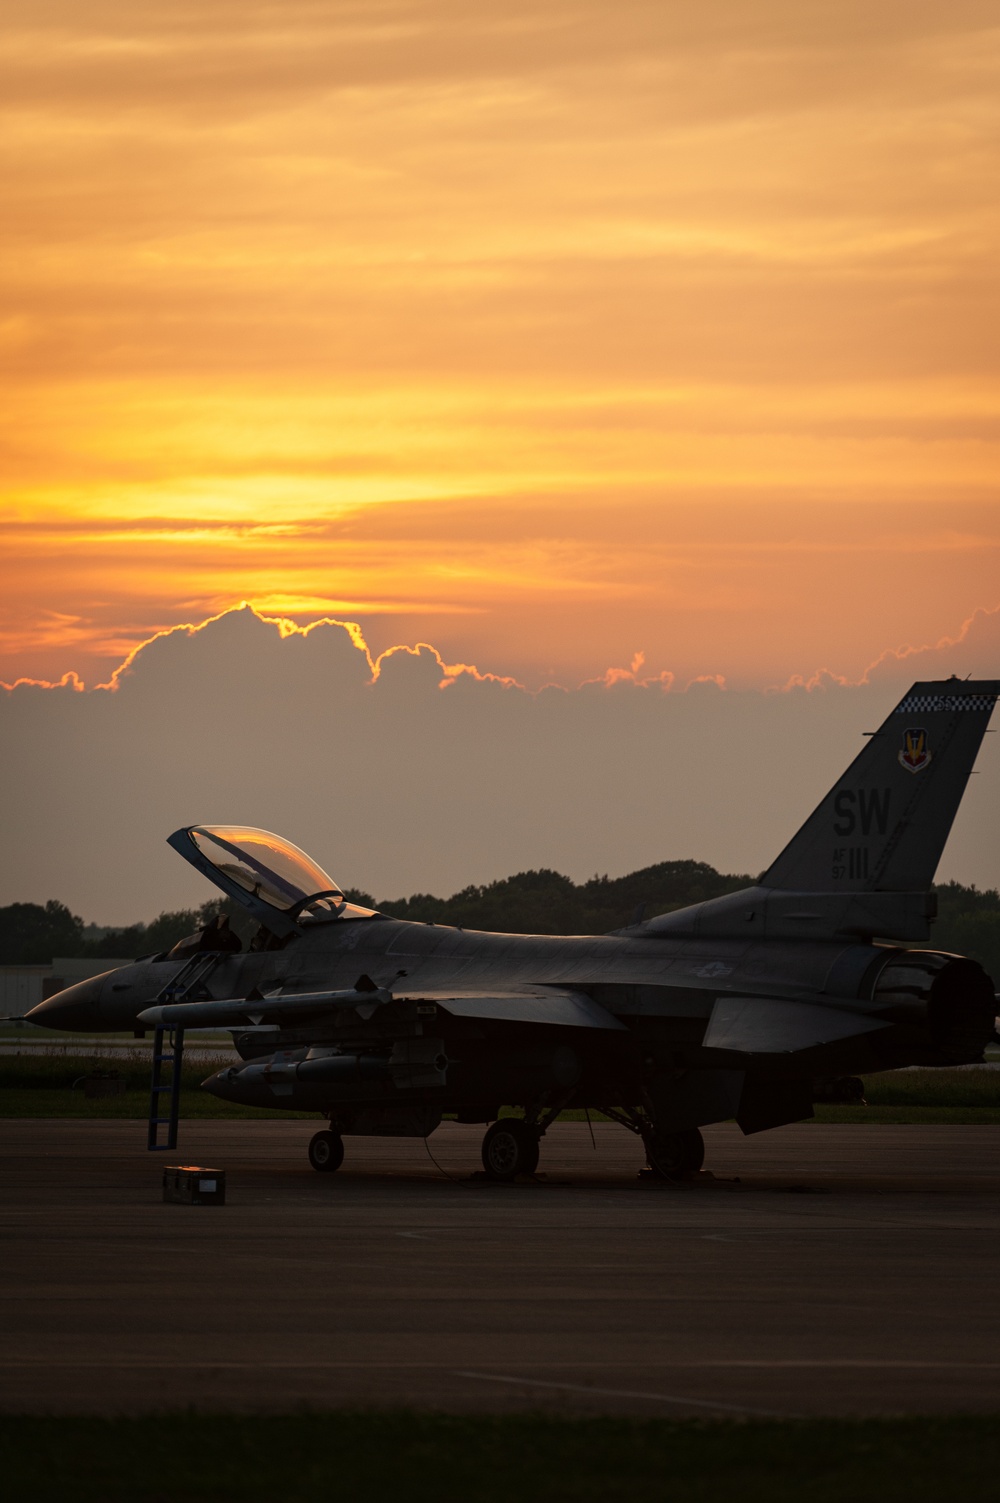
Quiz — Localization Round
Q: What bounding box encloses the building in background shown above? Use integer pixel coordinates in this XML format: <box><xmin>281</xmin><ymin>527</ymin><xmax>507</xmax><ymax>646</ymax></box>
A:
<box><xmin>0</xmin><ymin>958</ymin><xmax>133</xmax><ymax>1018</ymax></box>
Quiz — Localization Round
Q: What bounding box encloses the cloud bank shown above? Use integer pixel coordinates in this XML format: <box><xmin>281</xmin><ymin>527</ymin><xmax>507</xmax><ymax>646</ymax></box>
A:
<box><xmin>2</xmin><ymin>605</ymin><xmax>997</xmax><ymax>921</ymax></box>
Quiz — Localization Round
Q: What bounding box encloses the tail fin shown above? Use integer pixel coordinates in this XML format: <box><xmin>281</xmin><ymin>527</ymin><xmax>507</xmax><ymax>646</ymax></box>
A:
<box><xmin>763</xmin><ymin>679</ymin><xmax>999</xmax><ymax>893</ymax></box>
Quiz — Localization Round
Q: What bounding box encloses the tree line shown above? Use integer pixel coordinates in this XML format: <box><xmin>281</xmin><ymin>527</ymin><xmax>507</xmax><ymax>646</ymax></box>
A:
<box><xmin>1</xmin><ymin>864</ymin><xmax>998</xmax><ymax>982</ymax></box>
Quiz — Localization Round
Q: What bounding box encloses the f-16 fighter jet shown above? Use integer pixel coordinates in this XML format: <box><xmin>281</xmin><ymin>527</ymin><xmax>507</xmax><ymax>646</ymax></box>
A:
<box><xmin>25</xmin><ymin>678</ymin><xmax>1000</xmax><ymax>1180</ymax></box>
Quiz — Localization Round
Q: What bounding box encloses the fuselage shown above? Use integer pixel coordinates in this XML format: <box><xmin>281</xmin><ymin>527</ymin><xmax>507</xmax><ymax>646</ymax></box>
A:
<box><xmin>26</xmin><ymin>911</ymin><xmax>985</xmax><ymax>1080</ymax></box>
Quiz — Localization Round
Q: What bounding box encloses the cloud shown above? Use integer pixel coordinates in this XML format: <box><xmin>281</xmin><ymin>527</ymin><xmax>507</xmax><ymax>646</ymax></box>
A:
<box><xmin>7</xmin><ymin>3</ymin><xmax>996</xmax><ymax>126</ymax></box>
<box><xmin>862</xmin><ymin>603</ymin><xmax>1000</xmax><ymax>684</ymax></box>
<box><xmin>1</xmin><ymin>605</ymin><xmax>996</xmax><ymax>920</ymax></box>
<box><xmin>3</xmin><ymin>493</ymin><xmax>998</xmax><ymax>693</ymax></box>
<box><xmin>2</xmin><ymin>0</ymin><xmax>998</xmax><ymax>860</ymax></box>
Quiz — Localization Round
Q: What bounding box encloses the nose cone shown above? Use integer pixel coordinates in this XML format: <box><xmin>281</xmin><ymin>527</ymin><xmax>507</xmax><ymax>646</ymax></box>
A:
<box><xmin>26</xmin><ymin>974</ymin><xmax>107</xmax><ymax>1032</ymax></box>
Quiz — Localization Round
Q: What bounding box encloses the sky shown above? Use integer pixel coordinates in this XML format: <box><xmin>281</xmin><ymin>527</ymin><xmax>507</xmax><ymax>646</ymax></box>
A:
<box><xmin>1</xmin><ymin>2</ymin><xmax>998</xmax><ymax>915</ymax></box>
<box><xmin>2</xmin><ymin>603</ymin><xmax>998</xmax><ymax>922</ymax></box>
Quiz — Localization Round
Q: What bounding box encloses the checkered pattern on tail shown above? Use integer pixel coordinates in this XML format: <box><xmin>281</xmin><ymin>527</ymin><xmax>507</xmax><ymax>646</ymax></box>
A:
<box><xmin>894</xmin><ymin>693</ymin><xmax>997</xmax><ymax>715</ymax></box>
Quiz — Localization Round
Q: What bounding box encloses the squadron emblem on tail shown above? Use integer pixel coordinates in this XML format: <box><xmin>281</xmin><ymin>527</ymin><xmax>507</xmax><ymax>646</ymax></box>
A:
<box><xmin>899</xmin><ymin>727</ymin><xmax>931</xmax><ymax>773</ymax></box>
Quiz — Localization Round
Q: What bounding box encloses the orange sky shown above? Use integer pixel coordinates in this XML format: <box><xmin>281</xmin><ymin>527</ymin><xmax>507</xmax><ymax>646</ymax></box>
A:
<box><xmin>2</xmin><ymin>1</ymin><xmax>998</xmax><ymax>688</ymax></box>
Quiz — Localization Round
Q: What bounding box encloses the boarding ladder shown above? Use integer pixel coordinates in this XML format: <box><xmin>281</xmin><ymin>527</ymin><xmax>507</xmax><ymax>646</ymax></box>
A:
<box><xmin>147</xmin><ymin>952</ymin><xmax>226</xmax><ymax>1151</ymax></box>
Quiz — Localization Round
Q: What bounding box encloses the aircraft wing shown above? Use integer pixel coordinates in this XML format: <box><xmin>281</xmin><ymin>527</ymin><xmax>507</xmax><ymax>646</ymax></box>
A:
<box><xmin>137</xmin><ymin>985</ymin><xmax>626</xmax><ymax>1032</ymax></box>
<box><xmin>703</xmin><ymin>996</ymin><xmax>889</xmax><ymax>1055</ymax></box>
<box><xmin>409</xmin><ymin>988</ymin><xmax>628</xmax><ymax>1030</ymax></box>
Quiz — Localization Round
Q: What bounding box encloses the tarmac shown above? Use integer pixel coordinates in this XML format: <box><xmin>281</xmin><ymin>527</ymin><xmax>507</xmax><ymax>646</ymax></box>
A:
<box><xmin>1</xmin><ymin>1118</ymin><xmax>999</xmax><ymax>1417</ymax></box>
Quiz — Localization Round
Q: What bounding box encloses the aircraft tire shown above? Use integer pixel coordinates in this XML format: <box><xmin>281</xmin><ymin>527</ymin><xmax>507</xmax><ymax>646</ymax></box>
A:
<box><xmin>308</xmin><ymin>1129</ymin><xmax>345</xmax><ymax>1173</ymax></box>
<box><xmin>646</xmin><ymin>1127</ymin><xmax>704</xmax><ymax>1180</ymax></box>
<box><xmin>481</xmin><ymin>1120</ymin><xmax>540</xmax><ymax>1181</ymax></box>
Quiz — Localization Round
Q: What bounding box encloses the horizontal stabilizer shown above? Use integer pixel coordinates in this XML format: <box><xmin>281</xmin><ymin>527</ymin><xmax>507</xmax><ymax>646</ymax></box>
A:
<box><xmin>703</xmin><ymin>996</ymin><xmax>888</xmax><ymax>1055</ymax></box>
<box><xmin>419</xmin><ymin>988</ymin><xmax>628</xmax><ymax>1030</ymax></box>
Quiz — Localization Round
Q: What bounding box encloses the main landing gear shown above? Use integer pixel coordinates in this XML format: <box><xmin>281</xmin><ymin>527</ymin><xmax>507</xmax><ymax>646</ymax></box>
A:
<box><xmin>645</xmin><ymin>1126</ymin><xmax>704</xmax><ymax>1179</ymax></box>
<box><xmin>480</xmin><ymin>1119</ymin><xmax>541</xmax><ymax>1181</ymax></box>
<box><xmin>599</xmin><ymin>1104</ymin><xmax>706</xmax><ymax>1180</ymax></box>
<box><xmin>308</xmin><ymin>1129</ymin><xmax>345</xmax><ymax>1172</ymax></box>
<box><xmin>306</xmin><ymin>1116</ymin><xmax>705</xmax><ymax>1182</ymax></box>
<box><xmin>478</xmin><ymin>1112</ymin><xmax>706</xmax><ymax>1183</ymax></box>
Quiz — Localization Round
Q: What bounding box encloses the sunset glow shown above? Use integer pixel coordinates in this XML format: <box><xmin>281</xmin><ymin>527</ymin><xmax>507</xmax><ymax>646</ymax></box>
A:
<box><xmin>2</xmin><ymin>2</ymin><xmax>998</xmax><ymax>688</ymax></box>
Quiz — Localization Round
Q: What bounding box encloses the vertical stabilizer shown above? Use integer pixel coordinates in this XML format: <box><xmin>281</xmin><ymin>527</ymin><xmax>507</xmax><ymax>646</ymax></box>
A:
<box><xmin>762</xmin><ymin>680</ymin><xmax>999</xmax><ymax>893</ymax></box>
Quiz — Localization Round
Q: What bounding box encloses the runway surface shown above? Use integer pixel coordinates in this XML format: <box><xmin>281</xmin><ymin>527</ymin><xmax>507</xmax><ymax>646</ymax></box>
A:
<box><xmin>2</xmin><ymin>1118</ymin><xmax>999</xmax><ymax>1417</ymax></box>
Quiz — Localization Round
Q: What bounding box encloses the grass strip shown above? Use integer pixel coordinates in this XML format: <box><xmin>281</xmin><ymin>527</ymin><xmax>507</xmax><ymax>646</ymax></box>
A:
<box><xmin>813</xmin><ymin>1105</ymin><xmax>1000</xmax><ymax>1124</ymax></box>
<box><xmin>0</xmin><ymin>1088</ymin><xmax>315</xmax><ymax>1120</ymax></box>
<box><xmin>2</xmin><ymin>1412</ymin><xmax>999</xmax><ymax>1503</ymax></box>
<box><xmin>861</xmin><ymin>1068</ymin><xmax>1000</xmax><ymax>1107</ymax></box>
<box><xmin>0</xmin><ymin>1054</ymin><xmax>315</xmax><ymax>1118</ymax></box>
<box><xmin>0</xmin><ymin>1052</ymin><xmax>224</xmax><ymax>1092</ymax></box>
<box><xmin>3</xmin><ymin>1056</ymin><xmax>1000</xmax><ymax>1123</ymax></box>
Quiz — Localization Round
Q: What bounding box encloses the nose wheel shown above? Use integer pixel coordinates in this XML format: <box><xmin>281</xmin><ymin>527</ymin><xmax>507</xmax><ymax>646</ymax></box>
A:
<box><xmin>481</xmin><ymin>1119</ymin><xmax>540</xmax><ymax>1181</ymax></box>
<box><xmin>308</xmin><ymin>1129</ymin><xmax>345</xmax><ymax>1173</ymax></box>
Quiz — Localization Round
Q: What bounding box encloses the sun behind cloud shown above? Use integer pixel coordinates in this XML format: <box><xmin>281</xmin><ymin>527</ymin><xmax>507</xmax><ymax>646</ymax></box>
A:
<box><xmin>1</xmin><ymin>2</ymin><xmax>998</xmax><ymax>687</ymax></box>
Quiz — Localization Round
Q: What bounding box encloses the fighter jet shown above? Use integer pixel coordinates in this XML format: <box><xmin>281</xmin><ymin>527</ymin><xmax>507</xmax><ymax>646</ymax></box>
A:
<box><xmin>25</xmin><ymin>677</ymin><xmax>1000</xmax><ymax>1180</ymax></box>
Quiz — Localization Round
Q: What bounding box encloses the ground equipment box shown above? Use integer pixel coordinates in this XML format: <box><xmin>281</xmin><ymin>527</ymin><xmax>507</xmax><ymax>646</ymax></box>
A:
<box><xmin>162</xmin><ymin>1165</ymin><xmax>226</xmax><ymax>1205</ymax></box>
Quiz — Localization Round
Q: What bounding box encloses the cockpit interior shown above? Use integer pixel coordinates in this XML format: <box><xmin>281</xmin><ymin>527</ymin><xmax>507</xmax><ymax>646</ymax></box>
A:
<box><xmin>165</xmin><ymin>824</ymin><xmax>381</xmax><ymax>956</ymax></box>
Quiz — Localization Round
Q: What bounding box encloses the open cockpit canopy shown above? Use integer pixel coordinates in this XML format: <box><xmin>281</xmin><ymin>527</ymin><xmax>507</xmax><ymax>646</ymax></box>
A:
<box><xmin>167</xmin><ymin>824</ymin><xmax>379</xmax><ymax>935</ymax></box>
